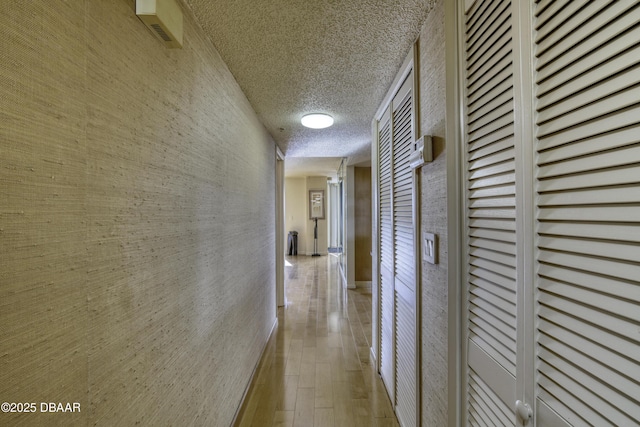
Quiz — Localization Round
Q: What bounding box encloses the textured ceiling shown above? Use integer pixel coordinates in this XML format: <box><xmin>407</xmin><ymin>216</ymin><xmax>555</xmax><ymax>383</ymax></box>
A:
<box><xmin>185</xmin><ymin>0</ymin><xmax>434</xmax><ymax>174</ymax></box>
<box><xmin>284</xmin><ymin>157</ymin><xmax>343</xmax><ymax>179</ymax></box>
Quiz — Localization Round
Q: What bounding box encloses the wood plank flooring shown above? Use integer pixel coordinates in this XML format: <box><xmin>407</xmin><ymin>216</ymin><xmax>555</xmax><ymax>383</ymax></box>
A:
<box><xmin>235</xmin><ymin>255</ymin><xmax>399</xmax><ymax>427</ymax></box>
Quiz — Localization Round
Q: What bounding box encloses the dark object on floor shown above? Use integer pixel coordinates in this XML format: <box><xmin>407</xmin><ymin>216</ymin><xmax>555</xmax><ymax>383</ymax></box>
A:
<box><xmin>287</xmin><ymin>231</ymin><xmax>298</xmax><ymax>255</ymax></box>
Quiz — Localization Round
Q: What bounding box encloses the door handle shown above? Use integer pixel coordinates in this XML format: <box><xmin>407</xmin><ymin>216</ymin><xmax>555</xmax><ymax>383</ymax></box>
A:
<box><xmin>515</xmin><ymin>400</ymin><xmax>532</xmax><ymax>424</ymax></box>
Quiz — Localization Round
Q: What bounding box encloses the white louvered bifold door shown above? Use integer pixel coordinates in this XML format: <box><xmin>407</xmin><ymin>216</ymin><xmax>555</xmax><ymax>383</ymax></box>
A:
<box><xmin>376</xmin><ymin>67</ymin><xmax>418</xmax><ymax>427</ymax></box>
<box><xmin>392</xmin><ymin>76</ymin><xmax>416</xmax><ymax>427</ymax></box>
<box><xmin>533</xmin><ymin>1</ymin><xmax>640</xmax><ymax>425</ymax></box>
<box><xmin>463</xmin><ymin>0</ymin><xmax>518</xmax><ymax>424</ymax></box>
<box><xmin>378</xmin><ymin>106</ymin><xmax>395</xmax><ymax>403</ymax></box>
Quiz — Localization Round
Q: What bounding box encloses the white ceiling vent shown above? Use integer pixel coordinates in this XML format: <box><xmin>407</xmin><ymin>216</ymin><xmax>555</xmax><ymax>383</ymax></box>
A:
<box><xmin>136</xmin><ymin>0</ymin><xmax>183</xmax><ymax>48</ymax></box>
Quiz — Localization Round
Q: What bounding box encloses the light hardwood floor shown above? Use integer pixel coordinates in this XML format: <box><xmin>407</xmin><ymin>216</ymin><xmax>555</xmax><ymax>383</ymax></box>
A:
<box><xmin>235</xmin><ymin>255</ymin><xmax>399</xmax><ymax>427</ymax></box>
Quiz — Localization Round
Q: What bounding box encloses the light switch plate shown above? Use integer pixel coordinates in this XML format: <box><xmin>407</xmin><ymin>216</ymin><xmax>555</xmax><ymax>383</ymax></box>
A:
<box><xmin>423</xmin><ymin>232</ymin><xmax>438</xmax><ymax>264</ymax></box>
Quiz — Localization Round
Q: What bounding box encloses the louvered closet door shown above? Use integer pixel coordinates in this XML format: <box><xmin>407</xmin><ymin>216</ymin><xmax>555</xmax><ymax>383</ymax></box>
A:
<box><xmin>463</xmin><ymin>0</ymin><xmax>518</xmax><ymax>424</ymax></box>
<box><xmin>392</xmin><ymin>76</ymin><xmax>416</xmax><ymax>427</ymax></box>
<box><xmin>534</xmin><ymin>1</ymin><xmax>640</xmax><ymax>425</ymax></box>
<box><xmin>377</xmin><ymin>69</ymin><xmax>417</xmax><ymax>427</ymax></box>
<box><xmin>378</xmin><ymin>106</ymin><xmax>395</xmax><ymax>403</ymax></box>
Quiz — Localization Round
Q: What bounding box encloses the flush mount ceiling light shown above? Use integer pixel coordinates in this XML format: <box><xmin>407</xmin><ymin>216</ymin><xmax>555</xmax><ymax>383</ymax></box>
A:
<box><xmin>301</xmin><ymin>113</ymin><xmax>334</xmax><ymax>129</ymax></box>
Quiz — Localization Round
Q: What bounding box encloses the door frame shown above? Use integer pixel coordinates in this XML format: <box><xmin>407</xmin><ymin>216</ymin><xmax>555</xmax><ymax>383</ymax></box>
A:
<box><xmin>275</xmin><ymin>146</ymin><xmax>285</xmax><ymax>307</ymax></box>
<box><xmin>444</xmin><ymin>1</ymin><xmax>463</xmax><ymax>425</ymax></box>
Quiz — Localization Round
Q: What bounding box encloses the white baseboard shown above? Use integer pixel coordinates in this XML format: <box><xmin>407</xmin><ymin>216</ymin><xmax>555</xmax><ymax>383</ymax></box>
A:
<box><xmin>355</xmin><ymin>281</ymin><xmax>372</xmax><ymax>290</ymax></box>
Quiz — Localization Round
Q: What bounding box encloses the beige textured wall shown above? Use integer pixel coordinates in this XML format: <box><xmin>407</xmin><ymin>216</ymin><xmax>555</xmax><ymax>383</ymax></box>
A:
<box><xmin>0</xmin><ymin>1</ymin><xmax>276</xmax><ymax>426</ymax></box>
<box><xmin>285</xmin><ymin>177</ymin><xmax>307</xmax><ymax>254</ymax></box>
<box><xmin>418</xmin><ymin>0</ymin><xmax>449</xmax><ymax>425</ymax></box>
<box><xmin>305</xmin><ymin>176</ymin><xmax>329</xmax><ymax>255</ymax></box>
<box><xmin>354</xmin><ymin>167</ymin><xmax>372</xmax><ymax>282</ymax></box>
<box><xmin>284</xmin><ymin>177</ymin><xmax>330</xmax><ymax>256</ymax></box>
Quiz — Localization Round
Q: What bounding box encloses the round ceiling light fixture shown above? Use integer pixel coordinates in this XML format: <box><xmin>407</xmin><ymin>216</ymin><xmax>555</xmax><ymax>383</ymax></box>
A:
<box><xmin>301</xmin><ymin>113</ymin><xmax>334</xmax><ymax>129</ymax></box>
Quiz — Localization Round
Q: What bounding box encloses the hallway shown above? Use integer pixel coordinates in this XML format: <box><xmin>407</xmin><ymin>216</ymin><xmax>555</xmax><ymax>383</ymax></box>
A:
<box><xmin>236</xmin><ymin>255</ymin><xmax>399</xmax><ymax>427</ymax></box>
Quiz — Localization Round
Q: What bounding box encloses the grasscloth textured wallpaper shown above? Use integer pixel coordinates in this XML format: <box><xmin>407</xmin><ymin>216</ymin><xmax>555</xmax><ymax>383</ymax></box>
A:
<box><xmin>1</xmin><ymin>1</ymin><xmax>276</xmax><ymax>425</ymax></box>
<box><xmin>418</xmin><ymin>1</ymin><xmax>449</xmax><ymax>425</ymax></box>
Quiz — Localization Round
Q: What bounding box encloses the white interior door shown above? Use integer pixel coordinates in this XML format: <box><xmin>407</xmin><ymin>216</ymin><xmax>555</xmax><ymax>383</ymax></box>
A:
<box><xmin>392</xmin><ymin>75</ymin><xmax>417</xmax><ymax>427</ymax></box>
<box><xmin>376</xmin><ymin>65</ymin><xmax>419</xmax><ymax>427</ymax></box>
<box><xmin>533</xmin><ymin>1</ymin><xmax>640</xmax><ymax>425</ymax></box>
<box><xmin>379</xmin><ymin>105</ymin><xmax>395</xmax><ymax>404</ymax></box>
<box><xmin>458</xmin><ymin>0</ymin><xmax>640</xmax><ymax>425</ymax></box>
<box><xmin>462</xmin><ymin>0</ymin><xmax>519</xmax><ymax>424</ymax></box>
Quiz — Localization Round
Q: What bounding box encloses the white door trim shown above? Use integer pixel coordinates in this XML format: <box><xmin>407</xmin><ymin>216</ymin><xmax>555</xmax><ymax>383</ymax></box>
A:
<box><xmin>444</xmin><ymin>0</ymin><xmax>464</xmax><ymax>425</ymax></box>
<box><xmin>275</xmin><ymin>146</ymin><xmax>285</xmax><ymax>307</ymax></box>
